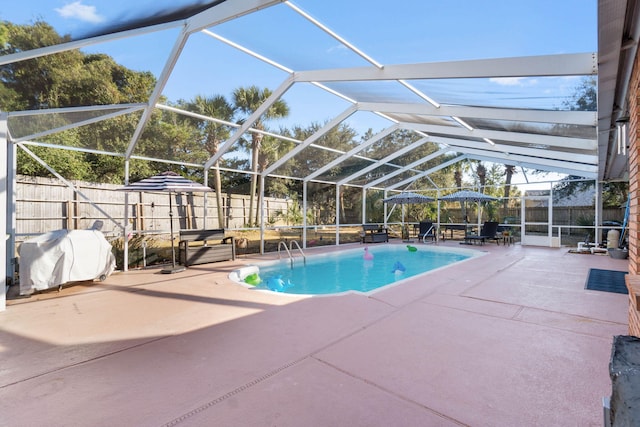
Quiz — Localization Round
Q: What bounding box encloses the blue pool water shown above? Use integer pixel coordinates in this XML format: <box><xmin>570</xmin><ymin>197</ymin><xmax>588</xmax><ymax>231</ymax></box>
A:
<box><xmin>245</xmin><ymin>245</ymin><xmax>478</xmax><ymax>295</ymax></box>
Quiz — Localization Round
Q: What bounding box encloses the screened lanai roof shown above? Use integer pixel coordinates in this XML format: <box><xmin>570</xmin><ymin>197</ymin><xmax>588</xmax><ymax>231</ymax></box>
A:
<box><xmin>0</xmin><ymin>0</ymin><xmax>629</xmax><ymax>188</ymax></box>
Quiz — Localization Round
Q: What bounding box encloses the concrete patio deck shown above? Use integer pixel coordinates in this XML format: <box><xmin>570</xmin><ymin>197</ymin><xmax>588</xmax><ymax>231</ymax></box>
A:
<box><xmin>0</xmin><ymin>242</ymin><xmax>629</xmax><ymax>426</ymax></box>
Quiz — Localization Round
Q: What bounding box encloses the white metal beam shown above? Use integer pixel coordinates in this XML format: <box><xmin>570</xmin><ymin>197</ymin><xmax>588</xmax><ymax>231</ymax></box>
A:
<box><xmin>201</xmin><ymin>29</ymin><xmax>293</xmax><ymax>73</ymax></box>
<box><xmin>304</xmin><ymin>125</ymin><xmax>398</xmax><ymax>181</ymax></box>
<box><xmin>401</xmin><ymin>122</ymin><xmax>597</xmax><ymax>151</ymax></box>
<box><xmin>13</xmin><ymin>105</ymin><xmax>145</xmax><ymax>144</ymax></box>
<box><xmin>186</xmin><ymin>0</ymin><xmax>283</xmax><ymax>34</ymax></box>
<box><xmin>432</xmin><ymin>136</ymin><xmax>598</xmax><ymax>165</ymax></box>
<box><xmin>461</xmin><ymin>147</ymin><xmax>598</xmax><ymax>177</ymax></box>
<box><xmin>125</xmin><ymin>29</ymin><xmax>190</xmax><ymax>158</ymax></box>
<box><xmin>359</xmin><ymin>101</ymin><xmax>596</xmax><ymax>126</ymax></box>
<box><xmin>0</xmin><ymin>113</ymin><xmax>7</xmax><ymax>311</ymax></box>
<box><xmin>262</xmin><ymin>105</ymin><xmax>358</xmax><ymax>176</ymax></box>
<box><xmin>294</xmin><ymin>53</ymin><xmax>597</xmax><ymax>83</ymax></box>
<box><xmin>364</xmin><ymin>148</ymin><xmax>452</xmax><ymax>189</ymax></box>
<box><xmin>337</xmin><ymin>137</ymin><xmax>430</xmax><ymax>185</ymax></box>
<box><xmin>0</xmin><ymin>22</ymin><xmax>182</xmax><ymax>67</ymax></box>
<box><xmin>285</xmin><ymin>1</ymin><xmax>382</xmax><ymax>69</ymax></box>
<box><xmin>157</xmin><ymin>103</ymin><xmax>301</xmax><ymax>145</ymax></box>
<box><xmin>17</xmin><ymin>143</ymin><xmax>126</xmax><ymax>229</ymax></box>
<box><xmin>205</xmin><ymin>75</ymin><xmax>296</xmax><ymax>169</ymax></box>
<box><xmin>386</xmin><ymin>156</ymin><xmax>465</xmax><ymax>190</ymax></box>
<box><xmin>467</xmin><ymin>153</ymin><xmax>597</xmax><ymax>179</ymax></box>
<box><xmin>7</xmin><ymin>103</ymin><xmax>146</xmax><ymax>117</ymax></box>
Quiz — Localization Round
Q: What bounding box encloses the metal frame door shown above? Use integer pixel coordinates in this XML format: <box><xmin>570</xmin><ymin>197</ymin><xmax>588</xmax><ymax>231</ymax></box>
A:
<box><xmin>520</xmin><ymin>195</ymin><xmax>553</xmax><ymax>246</ymax></box>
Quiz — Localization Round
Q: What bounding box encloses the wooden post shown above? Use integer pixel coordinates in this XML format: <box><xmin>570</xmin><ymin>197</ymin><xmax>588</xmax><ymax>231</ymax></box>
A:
<box><xmin>186</xmin><ymin>204</ymin><xmax>193</xmax><ymax>229</ymax></box>
<box><xmin>66</xmin><ymin>200</ymin><xmax>72</xmax><ymax>229</ymax></box>
<box><xmin>135</xmin><ymin>202</ymin><xmax>143</xmax><ymax>231</ymax></box>
<box><xmin>73</xmin><ymin>197</ymin><xmax>79</xmax><ymax>229</ymax></box>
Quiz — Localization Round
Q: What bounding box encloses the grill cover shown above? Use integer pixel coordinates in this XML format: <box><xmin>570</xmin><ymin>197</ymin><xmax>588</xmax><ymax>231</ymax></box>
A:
<box><xmin>19</xmin><ymin>229</ymin><xmax>116</xmax><ymax>295</ymax></box>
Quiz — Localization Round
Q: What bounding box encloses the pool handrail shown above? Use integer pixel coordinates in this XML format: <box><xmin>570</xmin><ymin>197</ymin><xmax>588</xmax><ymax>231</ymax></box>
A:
<box><xmin>289</xmin><ymin>240</ymin><xmax>306</xmax><ymax>266</ymax></box>
<box><xmin>277</xmin><ymin>241</ymin><xmax>293</xmax><ymax>268</ymax></box>
<box><xmin>277</xmin><ymin>240</ymin><xmax>306</xmax><ymax>268</ymax></box>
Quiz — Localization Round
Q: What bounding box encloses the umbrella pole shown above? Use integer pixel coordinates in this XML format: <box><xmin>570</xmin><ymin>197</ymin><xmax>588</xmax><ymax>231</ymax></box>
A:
<box><xmin>402</xmin><ymin>204</ymin><xmax>413</xmax><ymax>243</ymax></box>
<box><xmin>162</xmin><ymin>193</ymin><xmax>185</xmax><ymax>274</ymax></box>
<box><xmin>459</xmin><ymin>201</ymin><xmax>472</xmax><ymax>245</ymax></box>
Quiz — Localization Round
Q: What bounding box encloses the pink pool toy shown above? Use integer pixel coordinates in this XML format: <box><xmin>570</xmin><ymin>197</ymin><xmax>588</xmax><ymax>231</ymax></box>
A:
<box><xmin>363</xmin><ymin>247</ymin><xmax>374</xmax><ymax>260</ymax></box>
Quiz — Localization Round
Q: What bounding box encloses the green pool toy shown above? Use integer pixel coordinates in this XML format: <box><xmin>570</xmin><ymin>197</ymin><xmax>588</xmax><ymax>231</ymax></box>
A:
<box><xmin>244</xmin><ymin>273</ymin><xmax>262</xmax><ymax>286</ymax></box>
<box><xmin>407</xmin><ymin>245</ymin><xmax>418</xmax><ymax>252</ymax></box>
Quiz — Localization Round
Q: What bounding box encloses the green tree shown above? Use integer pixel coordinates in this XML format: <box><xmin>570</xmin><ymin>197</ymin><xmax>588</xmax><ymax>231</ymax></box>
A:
<box><xmin>475</xmin><ymin>162</ymin><xmax>487</xmax><ymax>192</ymax></box>
<box><xmin>79</xmin><ymin>112</ymin><xmax>145</xmax><ymax>182</ymax></box>
<box><xmin>259</xmin><ymin>133</ymin><xmax>295</xmax><ymax>197</ymax></box>
<box><xmin>502</xmin><ymin>165</ymin><xmax>516</xmax><ymax>217</ymax></box>
<box><xmin>553</xmin><ymin>177</ymin><xmax>627</xmax><ymax>208</ymax></box>
<box><xmin>0</xmin><ymin>21</ymin><xmax>74</xmax><ymax>110</ymax></box>
<box><xmin>563</xmin><ymin>76</ymin><xmax>597</xmax><ymax>111</ymax></box>
<box><xmin>17</xmin><ymin>131</ymin><xmax>92</xmax><ymax>179</ymax></box>
<box><xmin>141</xmin><ymin>109</ymin><xmax>206</xmax><ymax>166</ymax></box>
<box><xmin>182</xmin><ymin>95</ymin><xmax>236</xmax><ymax>227</ymax></box>
<box><xmin>281</xmin><ymin>122</ymin><xmax>360</xmax><ymax>224</ymax></box>
<box><xmin>1</xmin><ymin>21</ymin><xmax>159</xmax><ymax>182</ymax></box>
<box><xmin>0</xmin><ymin>20</ymin><xmax>21</xmax><ymax>112</ymax></box>
<box><xmin>232</xmin><ymin>86</ymin><xmax>289</xmax><ymax>226</ymax></box>
<box><xmin>0</xmin><ymin>21</ymin><xmax>8</xmax><ymax>46</ymax></box>
<box><xmin>552</xmin><ymin>77</ymin><xmax>609</xmax><ymax>203</ymax></box>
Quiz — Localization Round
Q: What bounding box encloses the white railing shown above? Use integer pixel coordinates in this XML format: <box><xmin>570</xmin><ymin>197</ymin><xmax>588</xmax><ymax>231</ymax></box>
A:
<box><xmin>289</xmin><ymin>240</ymin><xmax>306</xmax><ymax>266</ymax></box>
<box><xmin>278</xmin><ymin>240</ymin><xmax>306</xmax><ymax>268</ymax></box>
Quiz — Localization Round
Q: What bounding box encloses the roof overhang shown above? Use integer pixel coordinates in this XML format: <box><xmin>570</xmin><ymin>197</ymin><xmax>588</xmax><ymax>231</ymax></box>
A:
<box><xmin>597</xmin><ymin>0</ymin><xmax>640</xmax><ymax>181</ymax></box>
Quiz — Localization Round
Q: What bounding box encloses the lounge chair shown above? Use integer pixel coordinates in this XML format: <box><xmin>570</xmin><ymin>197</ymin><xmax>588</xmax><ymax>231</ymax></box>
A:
<box><xmin>418</xmin><ymin>221</ymin><xmax>437</xmax><ymax>243</ymax></box>
<box><xmin>463</xmin><ymin>221</ymin><xmax>500</xmax><ymax>245</ymax></box>
<box><xmin>483</xmin><ymin>222</ymin><xmax>502</xmax><ymax>245</ymax></box>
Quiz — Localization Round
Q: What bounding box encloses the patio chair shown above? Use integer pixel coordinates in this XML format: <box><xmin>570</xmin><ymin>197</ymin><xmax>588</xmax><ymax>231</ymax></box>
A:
<box><xmin>463</xmin><ymin>221</ymin><xmax>500</xmax><ymax>245</ymax></box>
<box><xmin>482</xmin><ymin>221</ymin><xmax>501</xmax><ymax>245</ymax></box>
<box><xmin>418</xmin><ymin>221</ymin><xmax>437</xmax><ymax>243</ymax></box>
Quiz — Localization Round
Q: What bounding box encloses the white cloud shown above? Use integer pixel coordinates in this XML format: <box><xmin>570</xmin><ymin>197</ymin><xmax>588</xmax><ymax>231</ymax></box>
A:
<box><xmin>55</xmin><ymin>2</ymin><xmax>104</xmax><ymax>24</ymax></box>
<box><xmin>327</xmin><ymin>44</ymin><xmax>348</xmax><ymax>54</ymax></box>
<box><xmin>489</xmin><ymin>77</ymin><xmax>538</xmax><ymax>87</ymax></box>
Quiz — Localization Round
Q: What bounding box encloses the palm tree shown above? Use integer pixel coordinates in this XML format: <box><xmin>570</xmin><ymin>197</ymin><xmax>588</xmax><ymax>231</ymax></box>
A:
<box><xmin>476</xmin><ymin>162</ymin><xmax>487</xmax><ymax>193</ymax></box>
<box><xmin>257</xmin><ymin>133</ymin><xmax>295</xmax><ymax>221</ymax></box>
<box><xmin>453</xmin><ymin>168</ymin><xmax>462</xmax><ymax>187</ymax></box>
<box><xmin>232</xmin><ymin>86</ymin><xmax>289</xmax><ymax>225</ymax></box>
<box><xmin>185</xmin><ymin>95</ymin><xmax>236</xmax><ymax>228</ymax></box>
<box><xmin>503</xmin><ymin>164</ymin><xmax>516</xmax><ymax>217</ymax></box>
<box><xmin>453</xmin><ymin>160</ymin><xmax>475</xmax><ymax>221</ymax></box>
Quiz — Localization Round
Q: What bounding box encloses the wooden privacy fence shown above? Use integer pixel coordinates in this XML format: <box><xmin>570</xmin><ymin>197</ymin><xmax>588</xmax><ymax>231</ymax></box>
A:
<box><xmin>525</xmin><ymin>206</ymin><xmax>624</xmax><ymax>225</ymax></box>
<box><xmin>13</xmin><ymin>176</ymin><xmax>625</xmax><ymax>244</ymax></box>
<box><xmin>435</xmin><ymin>205</ymin><xmax>623</xmax><ymax>226</ymax></box>
<box><xmin>14</xmin><ymin>175</ymin><xmax>291</xmax><ymax>243</ymax></box>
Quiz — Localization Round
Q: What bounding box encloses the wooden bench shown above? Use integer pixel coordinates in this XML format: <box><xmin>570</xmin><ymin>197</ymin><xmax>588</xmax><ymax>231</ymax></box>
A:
<box><xmin>361</xmin><ymin>224</ymin><xmax>389</xmax><ymax>243</ymax></box>
<box><xmin>178</xmin><ymin>229</ymin><xmax>235</xmax><ymax>266</ymax></box>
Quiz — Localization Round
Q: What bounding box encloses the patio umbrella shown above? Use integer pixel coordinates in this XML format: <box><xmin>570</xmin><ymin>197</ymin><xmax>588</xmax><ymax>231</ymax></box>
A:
<box><xmin>119</xmin><ymin>171</ymin><xmax>212</xmax><ymax>274</ymax></box>
<box><xmin>383</xmin><ymin>192</ymin><xmax>435</xmax><ymax>241</ymax></box>
<box><xmin>439</xmin><ymin>190</ymin><xmax>497</xmax><ymax>231</ymax></box>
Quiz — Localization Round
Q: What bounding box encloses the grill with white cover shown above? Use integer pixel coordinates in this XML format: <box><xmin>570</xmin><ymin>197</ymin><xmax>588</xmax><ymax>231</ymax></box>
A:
<box><xmin>19</xmin><ymin>229</ymin><xmax>116</xmax><ymax>295</ymax></box>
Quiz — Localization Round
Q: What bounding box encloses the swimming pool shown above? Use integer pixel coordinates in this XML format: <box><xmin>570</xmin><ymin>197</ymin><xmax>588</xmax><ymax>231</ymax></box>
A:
<box><xmin>231</xmin><ymin>245</ymin><xmax>482</xmax><ymax>295</ymax></box>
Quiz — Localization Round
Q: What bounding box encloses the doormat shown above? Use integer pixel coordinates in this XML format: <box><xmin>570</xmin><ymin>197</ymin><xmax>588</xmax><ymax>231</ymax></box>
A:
<box><xmin>585</xmin><ymin>268</ymin><xmax>628</xmax><ymax>294</ymax></box>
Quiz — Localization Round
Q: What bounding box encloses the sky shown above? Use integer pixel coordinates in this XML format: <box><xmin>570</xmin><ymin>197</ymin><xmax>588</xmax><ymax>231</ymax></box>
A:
<box><xmin>1</xmin><ymin>0</ymin><xmax>598</xmax><ymax>189</ymax></box>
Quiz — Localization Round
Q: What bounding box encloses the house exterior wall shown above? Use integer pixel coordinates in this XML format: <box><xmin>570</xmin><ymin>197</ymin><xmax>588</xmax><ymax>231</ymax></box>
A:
<box><xmin>626</xmin><ymin>45</ymin><xmax>640</xmax><ymax>336</ymax></box>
